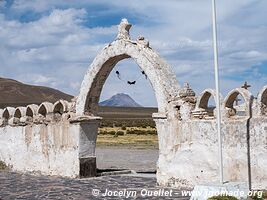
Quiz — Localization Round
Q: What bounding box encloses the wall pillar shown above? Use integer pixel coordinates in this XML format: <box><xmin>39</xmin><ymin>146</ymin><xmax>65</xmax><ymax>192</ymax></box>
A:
<box><xmin>153</xmin><ymin>112</ymin><xmax>179</xmax><ymax>186</ymax></box>
<box><xmin>70</xmin><ymin>116</ymin><xmax>101</xmax><ymax>177</ymax></box>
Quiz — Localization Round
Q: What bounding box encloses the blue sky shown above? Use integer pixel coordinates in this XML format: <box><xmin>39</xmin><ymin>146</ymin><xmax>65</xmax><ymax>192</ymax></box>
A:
<box><xmin>0</xmin><ymin>0</ymin><xmax>266</xmax><ymax>107</ymax></box>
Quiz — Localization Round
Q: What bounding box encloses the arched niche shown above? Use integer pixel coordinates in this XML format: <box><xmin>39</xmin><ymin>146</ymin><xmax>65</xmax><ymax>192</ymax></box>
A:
<box><xmin>38</xmin><ymin>102</ymin><xmax>53</xmax><ymax>117</ymax></box>
<box><xmin>2</xmin><ymin>107</ymin><xmax>15</xmax><ymax>120</ymax></box>
<box><xmin>257</xmin><ymin>85</ymin><xmax>267</xmax><ymax>115</ymax></box>
<box><xmin>26</xmin><ymin>104</ymin><xmax>38</xmax><ymax>118</ymax></box>
<box><xmin>224</xmin><ymin>88</ymin><xmax>253</xmax><ymax>118</ymax></box>
<box><xmin>193</xmin><ymin>89</ymin><xmax>222</xmax><ymax>119</ymax></box>
<box><xmin>14</xmin><ymin>107</ymin><xmax>26</xmax><ymax>119</ymax></box>
<box><xmin>53</xmin><ymin>100</ymin><xmax>69</xmax><ymax>115</ymax></box>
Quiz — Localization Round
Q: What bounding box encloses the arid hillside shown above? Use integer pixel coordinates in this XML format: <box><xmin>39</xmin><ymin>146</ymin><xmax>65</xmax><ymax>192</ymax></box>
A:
<box><xmin>0</xmin><ymin>77</ymin><xmax>73</xmax><ymax>108</ymax></box>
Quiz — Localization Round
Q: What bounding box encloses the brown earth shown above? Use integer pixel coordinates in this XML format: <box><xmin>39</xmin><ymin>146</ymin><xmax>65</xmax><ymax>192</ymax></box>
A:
<box><xmin>0</xmin><ymin>77</ymin><xmax>73</xmax><ymax>108</ymax></box>
<box><xmin>0</xmin><ymin>77</ymin><xmax>157</xmax><ymax>128</ymax></box>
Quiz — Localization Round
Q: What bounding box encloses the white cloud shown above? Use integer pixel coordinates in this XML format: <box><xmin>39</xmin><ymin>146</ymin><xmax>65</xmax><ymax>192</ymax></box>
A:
<box><xmin>0</xmin><ymin>0</ymin><xmax>267</xmax><ymax>106</ymax></box>
<box><xmin>17</xmin><ymin>73</ymin><xmax>57</xmax><ymax>87</ymax></box>
<box><xmin>229</xmin><ymin>50</ymin><xmax>264</xmax><ymax>60</ymax></box>
<box><xmin>0</xmin><ymin>9</ymin><xmax>89</xmax><ymax>49</ymax></box>
<box><xmin>0</xmin><ymin>8</ymin><xmax>115</xmax><ymax>95</ymax></box>
<box><xmin>30</xmin><ymin>74</ymin><xmax>52</xmax><ymax>84</ymax></box>
<box><xmin>70</xmin><ymin>81</ymin><xmax>81</xmax><ymax>91</ymax></box>
<box><xmin>0</xmin><ymin>0</ymin><xmax>6</xmax><ymax>8</ymax></box>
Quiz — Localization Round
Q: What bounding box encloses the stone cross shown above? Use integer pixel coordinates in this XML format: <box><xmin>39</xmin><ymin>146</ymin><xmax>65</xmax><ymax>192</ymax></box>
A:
<box><xmin>241</xmin><ymin>81</ymin><xmax>251</xmax><ymax>90</ymax></box>
<box><xmin>117</xmin><ymin>18</ymin><xmax>132</xmax><ymax>40</ymax></box>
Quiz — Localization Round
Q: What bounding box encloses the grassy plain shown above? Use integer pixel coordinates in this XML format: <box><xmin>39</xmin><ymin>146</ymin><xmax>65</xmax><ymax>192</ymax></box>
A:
<box><xmin>97</xmin><ymin>106</ymin><xmax>159</xmax><ymax>149</ymax></box>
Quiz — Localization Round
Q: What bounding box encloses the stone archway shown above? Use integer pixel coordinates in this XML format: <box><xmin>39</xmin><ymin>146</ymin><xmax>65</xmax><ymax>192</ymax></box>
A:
<box><xmin>76</xmin><ymin>19</ymin><xmax>180</xmax><ymax>115</ymax></box>
<box><xmin>75</xmin><ymin>19</ymin><xmax>180</xmax><ymax>177</ymax></box>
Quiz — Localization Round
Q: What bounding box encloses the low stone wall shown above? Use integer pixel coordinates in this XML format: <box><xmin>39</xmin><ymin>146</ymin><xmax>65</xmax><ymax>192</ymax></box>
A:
<box><xmin>0</xmin><ymin>85</ymin><xmax>266</xmax><ymax>190</ymax></box>
<box><xmin>156</xmin><ymin>118</ymin><xmax>267</xmax><ymax>190</ymax></box>
<box><xmin>1</xmin><ymin>19</ymin><xmax>265</xmax><ymax>190</ymax></box>
<box><xmin>0</xmin><ymin>123</ymin><xmax>80</xmax><ymax>177</ymax></box>
<box><xmin>0</xmin><ymin>100</ymin><xmax>99</xmax><ymax>178</ymax></box>
<box><xmin>156</xmin><ymin>86</ymin><xmax>267</xmax><ymax>190</ymax></box>
<box><xmin>250</xmin><ymin>117</ymin><xmax>267</xmax><ymax>189</ymax></box>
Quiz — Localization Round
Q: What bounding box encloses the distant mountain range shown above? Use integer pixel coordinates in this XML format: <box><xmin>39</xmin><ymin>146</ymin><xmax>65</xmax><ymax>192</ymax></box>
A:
<box><xmin>99</xmin><ymin>93</ymin><xmax>142</xmax><ymax>107</ymax></box>
<box><xmin>0</xmin><ymin>77</ymin><xmax>142</xmax><ymax>109</ymax></box>
<box><xmin>0</xmin><ymin>77</ymin><xmax>73</xmax><ymax>108</ymax></box>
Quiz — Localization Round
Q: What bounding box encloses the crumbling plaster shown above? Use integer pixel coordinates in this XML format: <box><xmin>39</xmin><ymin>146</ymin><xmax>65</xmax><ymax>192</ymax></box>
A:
<box><xmin>0</xmin><ymin>19</ymin><xmax>266</xmax><ymax>190</ymax></box>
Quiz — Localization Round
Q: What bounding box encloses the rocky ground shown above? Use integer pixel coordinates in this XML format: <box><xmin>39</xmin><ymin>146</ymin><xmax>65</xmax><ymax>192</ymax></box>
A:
<box><xmin>0</xmin><ymin>146</ymin><xmax>191</xmax><ymax>200</ymax></box>
<box><xmin>0</xmin><ymin>171</ymin><xmax>190</xmax><ymax>200</ymax></box>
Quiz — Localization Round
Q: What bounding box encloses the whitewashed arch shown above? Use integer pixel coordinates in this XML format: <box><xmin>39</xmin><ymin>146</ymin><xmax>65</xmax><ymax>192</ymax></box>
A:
<box><xmin>26</xmin><ymin>104</ymin><xmax>39</xmax><ymax>117</ymax></box>
<box><xmin>38</xmin><ymin>102</ymin><xmax>53</xmax><ymax>117</ymax></box>
<box><xmin>76</xmin><ymin>20</ymin><xmax>180</xmax><ymax>116</ymax></box>
<box><xmin>196</xmin><ymin>89</ymin><xmax>222</xmax><ymax>109</ymax></box>
<box><xmin>224</xmin><ymin>88</ymin><xmax>253</xmax><ymax>117</ymax></box>
<box><xmin>257</xmin><ymin>85</ymin><xmax>267</xmax><ymax>116</ymax></box>
<box><xmin>53</xmin><ymin>100</ymin><xmax>69</xmax><ymax>114</ymax></box>
<box><xmin>258</xmin><ymin>85</ymin><xmax>267</xmax><ymax>106</ymax></box>
<box><xmin>14</xmin><ymin>107</ymin><xmax>26</xmax><ymax>118</ymax></box>
<box><xmin>74</xmin><ymin>19</ymin><xmax>181</xmax><ymax>180</ymax></box>
<box><xmin>2</xmin><ymin>107</ymin><xmax>15</xmax><ymax>120</ymax></box>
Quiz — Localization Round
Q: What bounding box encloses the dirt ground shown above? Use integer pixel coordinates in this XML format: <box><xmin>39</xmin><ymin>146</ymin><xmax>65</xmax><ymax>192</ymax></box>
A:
<box><xmin>96</xmin><ymin>146</ymin><xmax>159</xmax><ymax>172</ymax></box>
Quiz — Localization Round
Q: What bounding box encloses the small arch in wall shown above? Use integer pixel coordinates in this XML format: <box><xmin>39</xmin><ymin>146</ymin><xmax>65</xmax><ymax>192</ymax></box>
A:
<box><xmin>261</xmin><ymin>88</ymin><xmax>267</xmax><ymax>106</ymax></box>
<box><xmin>257</xmin><ymin>85</ymin><xmax>267</xmax><ymax>115</ymax></box>
<box><xmin>26</xmin><ymin>104</ymin><xmax>38</xmax><ymax>117</ymax></box>
<box><xmin>38</xmin><ymin>102</ymin><xmax>53</xmax><ymax>117</ymax></box>
<box><xmin>193</xmin><ymin>89</ymin><xmax>221</xmax><ymax>119</ymax></box>
<box><xmin>14</xmin><ymin>107</ymin><xmax>26</xmax><ymax>119</ymax></box>
<box><xmin>53</xmin><ymin>100</ymin><xmax>69</xmax><ymax>115</ymax></box>
<box><xmin>2</xmin><ymin>110</ymin><xmax>9</xmax><ymax>119</ymax></box>
<box><xmin>224</xmin><ymin>88</ymin><xmax>252</xmax><ymax>118</ymax></box>
<box><xmin>2</xmin><ymin>107</ymin><xmax>16</xmax><ymax>123</ymax></box>
<box><xmin>199</xmin><ymin>90</ymin><xmax>216</xmax><ymax>116</ymax></box>
<box><xmin>226</xmin><ymin>94</ymin><xmax>246</xmax><ymax>116</ymax></box>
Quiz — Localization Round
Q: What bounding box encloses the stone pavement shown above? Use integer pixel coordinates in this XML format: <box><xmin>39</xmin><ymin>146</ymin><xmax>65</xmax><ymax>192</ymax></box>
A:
<box><xmin>0</xmin><ymin>171</ymin><xmax>190</xmax><ymax>200</ymax></box>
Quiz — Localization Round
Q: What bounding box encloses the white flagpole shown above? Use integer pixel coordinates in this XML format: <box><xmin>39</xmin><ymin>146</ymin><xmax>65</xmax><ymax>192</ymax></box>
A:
<box><xmin>212</xmin><ymin>0</ymin><xmax>224</xmax><ymax>184</ymax></box>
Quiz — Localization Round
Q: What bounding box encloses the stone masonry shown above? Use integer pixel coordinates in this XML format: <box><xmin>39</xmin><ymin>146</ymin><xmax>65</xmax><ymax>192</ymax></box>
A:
<box><xmin>0</xmin><ymin>19</ymin><xmax>266</xmax><ymax>190</ymax></box>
